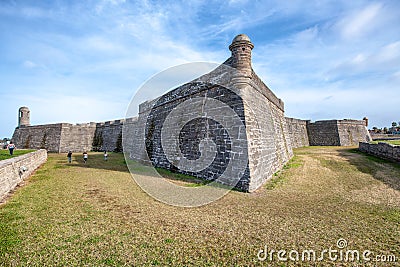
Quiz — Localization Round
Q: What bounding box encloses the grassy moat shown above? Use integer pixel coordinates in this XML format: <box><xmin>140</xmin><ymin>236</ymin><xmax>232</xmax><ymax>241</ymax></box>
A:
<box><xmin>0</xmin><ymin>148</ymin><xmax>399</xmax><ymax>266</ymax></box>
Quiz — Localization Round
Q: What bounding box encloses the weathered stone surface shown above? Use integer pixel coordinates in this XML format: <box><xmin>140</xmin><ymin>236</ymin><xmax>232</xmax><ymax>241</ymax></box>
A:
<box><xmin>307</xmin><ymin>119</ymin><xmax>371</xmax><ymax>146</ymax></box>
<box><xmin>12</xmin><ymin>120</ymin><xmax>124</xmax><ymax>153</ymax></box>
<box><xmin>12</xmin><ymin>123</ymin><xmax>63</xmax><ymax>151</ymax></box>
<box><xmin>0</xmin><ymin>149</ymin><xmax>47</xmax><ymax>201</ymax></box>
<box><xmin>93</xmin><ymin>120</ymin><xmax>124</xmax><ymax>152</ymax></box>
<box><xmin>18</xmin><ymin>106</ymin><xmax>30</xmax><ymax>127</ymax></box>
<box><xmin>285</xmin><ymin>117</ymin><xmax>310</xmax><ymax>148</ymax></box>
<box><xmin>359</xmin><ymin>142</ymin><xmax>400</xmax><ymax>162</ymax></box>
<box><xmin>337</xmin><ymin>120</ymin><xmax>372</xmax><ymax>146</ymax></box>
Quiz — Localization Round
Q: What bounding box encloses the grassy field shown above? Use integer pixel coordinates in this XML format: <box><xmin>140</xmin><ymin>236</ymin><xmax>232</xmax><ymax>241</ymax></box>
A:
<box><xmin>370</xmin><ymin>140</ymin><xmax>400</xmax><ymax>145</ymax></box>
<box><xmin>0</xmin><ymin>148</ymin><xmax>399</xmax><ymax>266</ymax></box>
<box><xmin>0</xmin><ymin>149</ymin><xmax>35</xmax><ymax>161</ymax></box>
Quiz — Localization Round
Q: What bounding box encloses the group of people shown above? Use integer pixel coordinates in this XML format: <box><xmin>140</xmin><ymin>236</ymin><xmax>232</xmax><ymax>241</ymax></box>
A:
<box><xmin>67</xmin><ymin>150</ymin><xmax>108</xmax><ymax>164</ymax></box>
<box><xmin>4</xmin><ymin>141</ymin><xmax>110</xmax><ymax>164</ymax></box>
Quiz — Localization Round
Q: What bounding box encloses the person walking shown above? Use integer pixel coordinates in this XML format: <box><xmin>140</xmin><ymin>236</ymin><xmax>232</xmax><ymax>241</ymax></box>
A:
<box><xmin>83</xmin><ymin>151</ymin><xmax>88</xmax><ymax>164</ymax></box>
<box><xmin>67</xmin><ymin>151</ymin><xmax>72</xmax><ymax>163</ymax></box>
<box><xmin>7</xmin><ymin>142</ymin><xmax>16</xmax><ymax>155</ymax></box>
<box><xmin>104</xmin><ymin>151</ymin><xmax>108</xmax><ymax>161</ymax></box>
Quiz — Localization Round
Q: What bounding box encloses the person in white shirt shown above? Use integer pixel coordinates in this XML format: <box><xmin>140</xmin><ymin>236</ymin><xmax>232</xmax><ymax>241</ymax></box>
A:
<box><xmin>7</xmin><ymin>142</ymin><xmax>16</xmax><ymax>155</ymax></box>
<box><xmin>83</xmin><ymin>151</ymin><xmax>88</xmax><ymax>164</ymax></box>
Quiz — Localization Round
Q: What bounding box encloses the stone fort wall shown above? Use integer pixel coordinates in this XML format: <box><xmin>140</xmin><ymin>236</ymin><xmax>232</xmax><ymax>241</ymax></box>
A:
<box><xmin>336</xmin><ymin>120</ymin><xmax>371</xmax><ymax>146</ymax></box>
<box><xmin>13</xmin><ymin>116</ymin><xmax>370</xmax><ymax>154</ymax></box>
<box><xmin>244</xmin><ymin>73</ymin><xmax>292</xmax><ymax>192</ymax></box>
<box><xmin>93</xmin><ymin>120</ymin><xmax>124</xmax><ymax>152</ymax></box>
<box><xmin>306</xmin><ymin>119</ymin><xmax>371</xmax><ymax>146</ymax></box>
<box><xmin>285</xmin><ymin>117</ymin><xmax>310</xmax><ymax>148</ymax></box>
<box><xmin>12</xmin><ymin>120</ymin><xmax>124</xmax><ymax>153</ymax></box>
<box><xmin>0</xmin><ymin>149</ymin><xmax>47</xmax><ymax>202</ymax></box>
<box><xmin>284</xmin><ymin>118</ymin><xmax>371</xmax><ymax>148</ymax></box>
<box><xmin>359</xmin><ymin>142</ymin><xmax>400</xmax><ymax>162</ymax></box>
<box><xmin>12</xmin><ymin>124</ymin><xmax>63</xmax><ymax>152</ymax></box>
<box><xmin>307</xmin><ymin>120</ymin><xmax>341</xmax><ymax>146</ymax></box>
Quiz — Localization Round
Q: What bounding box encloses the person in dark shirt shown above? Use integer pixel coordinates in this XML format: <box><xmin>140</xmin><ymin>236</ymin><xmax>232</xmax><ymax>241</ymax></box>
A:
<box><xmin>67</xmin><ymin>151</ymin><xmax>72</xmax><ymax>163</ymax></box>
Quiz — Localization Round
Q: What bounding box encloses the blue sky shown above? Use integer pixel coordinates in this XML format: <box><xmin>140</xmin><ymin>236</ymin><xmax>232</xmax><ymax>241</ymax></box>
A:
<box><xmin>1</xmin><ymin>0</ymin><xmax>399</xmax><ymax>138</ymax></box>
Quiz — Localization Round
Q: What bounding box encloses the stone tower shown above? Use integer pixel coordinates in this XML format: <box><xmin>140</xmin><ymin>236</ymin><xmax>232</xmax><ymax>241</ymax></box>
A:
<box><xmin>18</xmin><ymin>106</ymin><xmax>30</xmax><ymax>127</ymax></box>
<box><xmin>229</xmin><ymin>34</ymin><xmax>254</xmax><ymax>77</ymax></box>
<box><xmin>363</xmin><ymin>117</ymin><xmax>369</xmax><ymax>127</ymax></box>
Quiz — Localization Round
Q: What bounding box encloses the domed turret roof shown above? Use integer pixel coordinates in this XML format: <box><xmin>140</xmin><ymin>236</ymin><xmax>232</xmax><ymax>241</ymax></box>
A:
<box><xmin>229</xmin><ymin>34</ymin><xmax>254</xmax><ymax>51</ymax></box>
<box><xmin>232</xmin><ymin>34</ymin><xmax>251</xmax><ymax>43</ymax></box>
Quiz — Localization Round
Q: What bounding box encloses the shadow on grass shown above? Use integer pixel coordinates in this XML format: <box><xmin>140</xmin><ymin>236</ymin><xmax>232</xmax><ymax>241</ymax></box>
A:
<box><xmin>63</xmin><ymin>152</ymin><xmax>213</xmax><ymax>188</ymax></box>
<box><xmin>61</xmin><ymin>152</ymin><xmax>130</xmax><ymax>173</ymax></box>
<box><xmin>339</xmin><ymin>148</ymin><xmax>400</xmax><ymax>191</ymax></box>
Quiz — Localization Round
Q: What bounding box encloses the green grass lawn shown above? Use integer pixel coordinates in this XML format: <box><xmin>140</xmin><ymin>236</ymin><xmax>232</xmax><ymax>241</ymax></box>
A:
<box><xmin>0</xmin><ymin>148</ymin><xmax>399</xmax><ymax>266</ymax></box>
<box><xmin>0</xmin><ymin>149</ymin><xmax>35</xmax><ymax>161</ymax></box>
<box><xmin>370</xmin><ymin>140</ymin><xmax>400</xmax><ymax>145</ymax></box>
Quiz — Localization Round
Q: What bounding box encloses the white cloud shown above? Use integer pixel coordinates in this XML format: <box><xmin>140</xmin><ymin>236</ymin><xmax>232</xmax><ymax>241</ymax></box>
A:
<box><xmin>293</xmin><ymin>26</ymin><xmax>320</xmax><ymax>44</ymax></box>
<box><xmin>375</xmin><ymin>41</ymin><xmax>400</xmax><ymax>64</ymax></box>
<box><xmin>325</xmin><ymin>40</ymin><xmax>400</xmax><ymax>81</ymax></box>
<box><xmin>23</xmin><ymin>60</ymin><xmax>38</xmax><ymax>68</ymax></box>
<box><xmin>82</xmin><ymin>36</ymin><xmax>127</xmax><ymax>53</ymax></box>
<box><xmin>228</xmin><ymin>0</ymin><xmax>249</xmax><ymax>5</ymax></box>
<box><xmin>391</xmin><ymin>71</ymin><xmax>400</xmax><ymax>81</ymax></box>
<box><xmin>20</xmin><ymin>6</ymin><xmax>49</xmax><ymax>19</ymax></box>
<box><xmin>337</xmin><ymin>3</ymin><xmax>382</xmax><ymax>40</ymax></box>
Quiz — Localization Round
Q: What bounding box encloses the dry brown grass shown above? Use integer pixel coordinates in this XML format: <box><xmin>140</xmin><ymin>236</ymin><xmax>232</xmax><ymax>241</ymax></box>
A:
<box><xmin>0</xmin><ymin>148</ymin><xmax>399</xmax><ymax>266</ymax></box>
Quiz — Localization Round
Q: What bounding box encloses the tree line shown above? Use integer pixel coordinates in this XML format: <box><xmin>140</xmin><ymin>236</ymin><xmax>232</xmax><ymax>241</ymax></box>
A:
<box><xmin>371</xmin><ymin>121</ymin><xmax>400</xmax><ymax>134</ymax></box>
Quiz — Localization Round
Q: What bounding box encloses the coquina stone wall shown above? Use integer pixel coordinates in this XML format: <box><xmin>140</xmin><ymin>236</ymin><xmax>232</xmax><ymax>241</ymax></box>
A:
<box><xmin>12</xmin><ymin>121</ymin><xmax>124</xmax><ymax>153</ymax></box>
<box><xmin>243</xmin><ymin>74</ymin><xmax>292</xmax><ymax>191</ymax></box>
<box><xmin>0</xmin><ymin>149</ymin><xmax>47</xmax><ymax>201</ymax></box>
<box><xmin>59</xmin><ymin>123</ymin><xmax>97</xmax><ymax>153</ymax></box>
<box><xmin>123</xmin><ymin>116</ymin><xmax>144</xmax><ymax>162</ymax></box>
<box><xmin>285</xmin><ymin>117</ymin><xmax>310</xmax><ymax>148</ymax></box>
<box><xmin>307</xmin><ymin>120</ymin><xmax>340</xmax><ymax>146</ymax></box>
<box><xmin>359</xmin><ymin>142</ymin><xmax>400</xmax><ymax>162</ymax></box>
<box><xmin>337</xmin><ymin>120</ymin><xmax>372</xmax><ymax>146</ymax></box>
<box><xmin>12</xmin><ymin>123</ymin><xmax>97</xmax><ymax>153</ymax></box>
<box><xmin>93</xmin><ymin>120</ymin><xmax>124</xmax><ymax>152</ymax></box>
<box><xmin>307</xmin><ymin>119</ymin><xmax>371</xmax><ymax>146</ymax></box>
<box><xmin>12</xmin><ymin>124</ymin><xmax>63</xmax><ymax>151</ymax></box>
